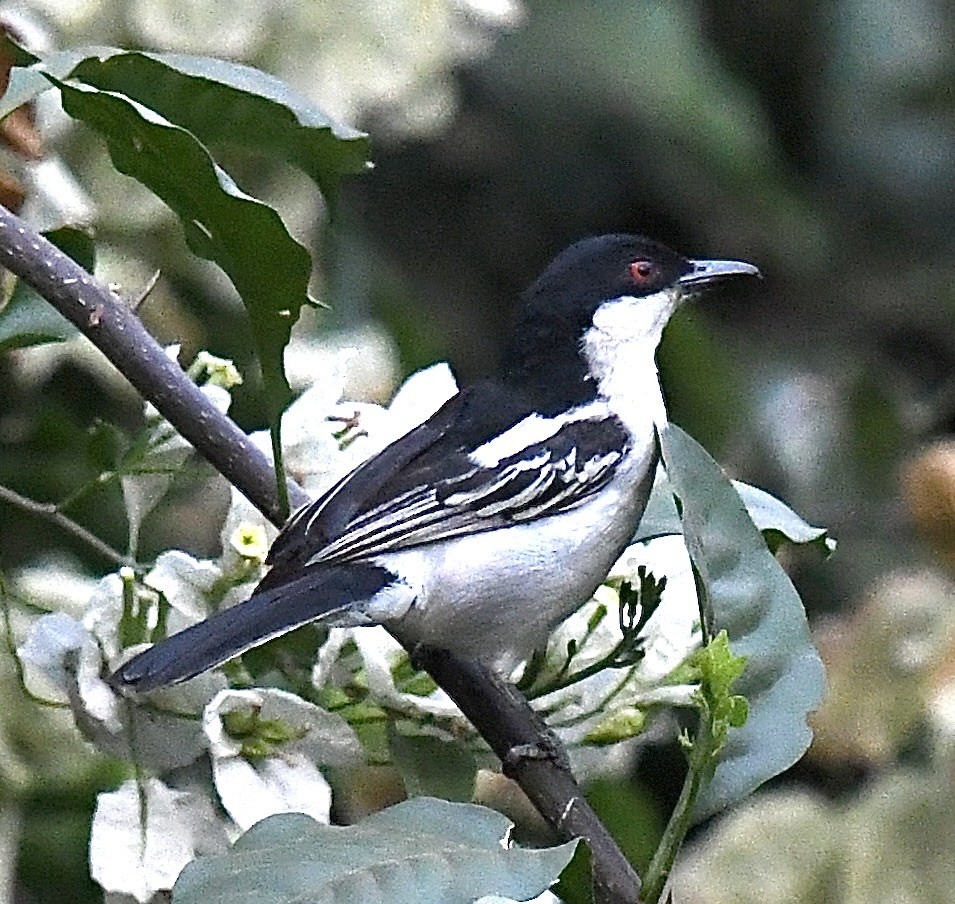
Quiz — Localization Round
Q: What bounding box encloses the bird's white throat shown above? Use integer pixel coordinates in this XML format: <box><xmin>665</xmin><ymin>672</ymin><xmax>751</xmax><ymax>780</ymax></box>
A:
<box><xmin>581</xmin><ymin>289</ymin><xmax>680</xmax><ymax>432</ymax></box>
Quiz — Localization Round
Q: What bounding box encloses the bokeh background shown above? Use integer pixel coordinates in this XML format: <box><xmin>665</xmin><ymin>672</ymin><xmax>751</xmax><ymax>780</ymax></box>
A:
<box><xmin>1</xmin><ymin>1</ymin><xmax>954</xmax><ymax>901</ymax></box>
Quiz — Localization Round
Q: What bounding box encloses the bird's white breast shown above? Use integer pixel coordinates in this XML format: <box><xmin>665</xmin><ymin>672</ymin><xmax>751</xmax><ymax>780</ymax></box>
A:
<box><xmin>582</xmin><ymin>291</ymin><xmax>677</xmax><ymax>433</ymax></box>
<box><xmin>376</xmin><ymin>430</ymin><xmax>658</xmax><ymax>673</ymax></box>
<box><xmin>371</xmin><ymin>290</ymin><xmax>676</xmax><ymax>671</ymax></box>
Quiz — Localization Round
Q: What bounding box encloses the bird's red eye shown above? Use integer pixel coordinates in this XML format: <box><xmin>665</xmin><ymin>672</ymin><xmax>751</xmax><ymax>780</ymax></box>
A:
<box><xmin>629</xmin><ymin>259</ymin><xmax>657</xmax><ymax>284</ymax></box>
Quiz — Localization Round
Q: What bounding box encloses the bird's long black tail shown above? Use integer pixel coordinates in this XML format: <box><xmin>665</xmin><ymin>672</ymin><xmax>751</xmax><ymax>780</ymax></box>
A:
<box><xmin>109</xmin><ymin>562</ymin><xmax>395</xmax><ymax>694</ymax></box>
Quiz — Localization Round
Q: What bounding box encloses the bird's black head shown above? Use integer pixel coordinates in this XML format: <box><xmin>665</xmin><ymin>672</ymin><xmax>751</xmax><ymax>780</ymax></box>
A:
<box><xmin>500</xmin><ymin>234</ymin><xmax>758</xmax><ymax>413</ymax></box>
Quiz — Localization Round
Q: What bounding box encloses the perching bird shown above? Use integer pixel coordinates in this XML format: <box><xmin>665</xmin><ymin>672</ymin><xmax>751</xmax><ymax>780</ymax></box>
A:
<box><xmin>112</xmin><ymin>234</ymin><xmax>759</xmax><ymax>693</ymax></box>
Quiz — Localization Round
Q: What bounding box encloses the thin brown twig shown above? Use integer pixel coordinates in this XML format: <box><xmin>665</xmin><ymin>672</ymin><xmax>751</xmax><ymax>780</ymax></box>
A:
<box><xmin>0</xmin><ymin>483</ymin><xmax>130</xmax><ymax>568</ymax></box>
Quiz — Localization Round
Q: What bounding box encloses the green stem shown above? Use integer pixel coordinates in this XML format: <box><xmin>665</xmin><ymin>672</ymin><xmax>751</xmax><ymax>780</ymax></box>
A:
<box><xmin>640</xmin><ymin>714</ymin><xmax>713</xmax><ymax>902</ymax></box>
<box><xmin>270</xmin><ymin>419</ymin><xmax>290</xmax><ymax>521</ymax></box>
<box><xmin>525</xmin><ymin>641</ymin><xmax>633</xmax><ymax>699</ymax></box>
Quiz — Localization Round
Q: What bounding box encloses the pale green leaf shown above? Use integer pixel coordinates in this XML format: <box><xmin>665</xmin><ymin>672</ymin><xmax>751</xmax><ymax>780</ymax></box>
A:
<box><xmin>659</xmin><ymin>424</ymin><xmax>826</xmax><ymax>821</ymax></box>
<box><xmin>634</xmin><ymin>474</ymin><xmax>834</xmax><ymax>557</ymax></box>
<box><xmin>173</xmin><ymin>800</ymin><xmax>576</xmax><ymax>904</ymax></box>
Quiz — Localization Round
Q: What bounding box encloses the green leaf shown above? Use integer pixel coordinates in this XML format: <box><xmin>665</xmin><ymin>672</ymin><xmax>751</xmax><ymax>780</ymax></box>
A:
<box><xmin>634</xmin><ymin>474</ymin><xmax>835</xmax><ymax>557</ymax></box>
<box><xmin>551</xmin><ymin>840</ymin><xmax>595</xmax><ymax>904</ymax></box>
<box><xmin>694</xmin><ymin>631</ymin><xmax>747</xmax><ymax>709</ymax></box>
<box><xmin>173</xmin><ymin>800</ymin><xmax>576</xmax><ymax>904</ymax></box>
<box><xmin>0</xmin><ymin>227</ymin><xmax>94</xmax><ymax>351</ymax></box>
<box><xmin>732</xmin><ymin>481</ymin><xmax>836</xmax><ymax>556</ymax></box>
<box><xmin>659</xmin><ymin>423</ymin><xmax>826</xmax><ymax>822</ymax></box>
<box><xmin>69</xmin><ymin>51</ymin><xmax>370</xmax><ymax>205</ymax></box>
<box><xmin>1</xmin><ymin>40</ymin><xmax>370</xmax><ymax>200</ymax></box>
<box><xmin>582</xmin><ymin>706</ymin><xmax>646</xmax><ymax>746</ymax></box>
<box><xmin>389</xmin><ymin>727</ymin><xmax>477</xmax><ymax>803</ymax></box>
<box><xmin>630</xmin><ymin>474</ymin><xmax>680</xmax><ymax>538</ymax></box>
<box><xmin>52</xmin><ymin>76</ymin><xmax>311</xmax><ymax>414</ymax></box>
<box><xmin>6</xmin><ymin>41</ymin><xmax>371</xmax><ymax>420</ymax></box>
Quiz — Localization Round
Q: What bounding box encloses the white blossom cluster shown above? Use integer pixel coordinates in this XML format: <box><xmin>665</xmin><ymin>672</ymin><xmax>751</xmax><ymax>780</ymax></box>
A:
<box><xmin>18</xmin><ymin>0</ymin><xmax>524</xmax><ymax>138</ymax></box>
<box><xmin>11</xmin><ymin>343</ymin><xmax>701</xmax><ymax>902</ymax></box>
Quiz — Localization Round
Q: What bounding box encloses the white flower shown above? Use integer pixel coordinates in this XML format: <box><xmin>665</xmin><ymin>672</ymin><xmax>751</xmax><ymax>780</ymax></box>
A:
<box><xmin>82</xmin><ymin>572</ymin><xmax>130</xmax><ymax>661</ymax></box>
<box><xmin>90</xmin><ymin>778</ymin><xmax>228</xmax><ymax>904</ymax></box>
<box><xmin>144</xmin><ymin>550</ymin><xmax>223</xmax><ymax>625</ymax></box>
<box><xmin>373</xmin><ymin>361</ymin><xmax>459</xmax><ymax>449</ymax></box>
<box><xmin>609</xmin><ymin>535</ymin><xmax>703</xmax><ymax>683</ymax></box>
<box><xmin>203</xmin><ymin>687</ymin><xmax>363</xmax><ymax>830</ymax></box>
<box><xmin>19</xmin><ymin>605</ymin><xmax>224</xmax><ymax>772</ymax></box>
<box><xmin>17</xmin><ymin>611</ymin><xmax>103</xmax><ymax>706</ymax></box>
<box><xmin>349</xmin><ymin>627</ymin><xmax>464</xmax><ymax>722</ymax></box>
<box><xmin>9</xmin><ymin>555</ymin><xmax>100</xmax><ymax>620</ymax></box>
<box><xmin>531</xmin><ymin>535</ymin><xmax>702</xmax><ymax>747</ymax></box>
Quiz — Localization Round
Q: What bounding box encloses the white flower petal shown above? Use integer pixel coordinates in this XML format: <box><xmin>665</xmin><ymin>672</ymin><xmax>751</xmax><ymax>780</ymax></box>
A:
<box><xmin>311</xmin><ymin>627</ymin><xmax>353</xmax><ymax>689</ymax></box>
<box><xmin>203</xmin><ymin>689</ymin><xmax>356</xmax><ymax>831</ymax></box>
<box><xmin>212</xmin><ymin>754</ymin><xmax>332</xmax><ymax>831</ymax></box>
<box><xmin>200</xmin><ymin>382</ymin><xmax>232</xmax><ymax>413</ymax></box>
<box><xmin>352</xmin><ymin>628</ymin><xmax>460</xmax><ymax>720</ymax></box>
<box><xmin>10</xmin><ymin>557</ymin><xmax>99</xmax><ymax>620</ymax></box>
<box><xmin>90</xmin><ymin>778</ymin><xmax>227</xmax><ymax>903</ymax></box>
<box><xmin>145</xmin><ymin>551</ymin><xmax>222</xmax><ymax>622</ymax></box>
<box><xmin>82</xmin><ymin>573</ymin><xmax>127</xmax><ymax>660</ymax></box>
<box><xmin>203</xmin><ymin>687</ymin><xmax>362</xmax><ymax>767</ymax></box>
<box><xmin>21</xmin><ymin>612</ymin><xmax>217</xmax><ymax>771</ymax></box>
<box><xmin>384</xmin><ymin>361</ymin><xmax>458</xmax><ymax>438</ymax></box>
<box><xmin>17</xmin><ymin>612</ymin><xmax>91</xmax><ymax>701</ymax></box>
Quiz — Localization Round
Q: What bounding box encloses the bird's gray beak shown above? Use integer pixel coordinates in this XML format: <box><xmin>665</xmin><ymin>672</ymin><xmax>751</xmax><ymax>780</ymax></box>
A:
<box><xmin>679</xmin><ymin>259</ymin><xmax>761</xmax><ymax>291</ymax></box>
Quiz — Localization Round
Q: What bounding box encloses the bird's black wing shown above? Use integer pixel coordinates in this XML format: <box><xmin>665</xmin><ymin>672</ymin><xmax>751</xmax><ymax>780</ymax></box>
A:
<box><xmin>113</xmin><ymin>383</ymin><xmax>545</xmax><ymax>692</ymax></box>
<box><xmin>264</xmin><ymin>382</ymin><xmax>532</xmax><ymax>575</ymax></box>
<box><xmin>266</xmin><ymin>385</ymin><xmax>631</xmax><ymax>574</ymax></box>
<box><xmin>114</xmin><ymin>394</ymin><xmax>629</xmax><ymax>692</ymax></box>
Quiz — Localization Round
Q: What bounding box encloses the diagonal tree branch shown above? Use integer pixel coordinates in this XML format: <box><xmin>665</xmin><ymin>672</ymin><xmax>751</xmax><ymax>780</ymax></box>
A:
<box><xmin>0</xmin><ymin>203</ymin><xmax>642</xmax><ymax>903</ymax></box>
<box><xmin>0</xmin><ymin>209</ymin><xmax>304</xmax><ymax>523</ymax></box>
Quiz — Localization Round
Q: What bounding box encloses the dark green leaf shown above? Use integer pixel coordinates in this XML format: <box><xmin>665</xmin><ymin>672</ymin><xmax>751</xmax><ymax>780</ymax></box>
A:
<box><xmin>552</xmin><ymin>840</ymin><xmax>595</xmax><ymax>904</ymax></box>
<box><xmin>70</xmin><ymin>51</ymin><xmax>370</xmax><ymax>205</ymax></box>
<box><xmin>659</xmin><ymin>424</ymin><xmax>826</xmax><ymax>821</ymax></box>
<box><xmin>7</xmin><ymin>41</ymin><xmax>372</xmax><ymax>418</ymax></box>
<box><xmin>2</xmin><ymin>40</ymin><xmax>370</xmax><ymax>201</ymax></box>
<box><xmin>388</xmin><ymin>727</ymin><xmax>477</xmax><ymax>803</ymax></box>
<box><xmin>173</xmin><ymin>800</ymin><xmax>576</xmax><ymax>904</ymax></box>
<box><xmin>46</xmin><ymin>75</ymin><xmax>311</xmax><ymax>414</ymax></box>
<box><xmin>585</xmin><ymin>776</ymin><xmax>664</xmax><ymax>874</ymax></box>
<box><xmin>0</xmin><ymin>227</ymin><xmax>94</xmax><ymax>351</ymax></box>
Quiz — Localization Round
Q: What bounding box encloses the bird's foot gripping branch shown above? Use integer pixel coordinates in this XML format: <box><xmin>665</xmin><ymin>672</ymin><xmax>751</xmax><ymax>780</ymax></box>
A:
<box><xmin>0</xmin><ymin>44</ymin><xmax>828</xmax><ymax>904</ymax></box>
